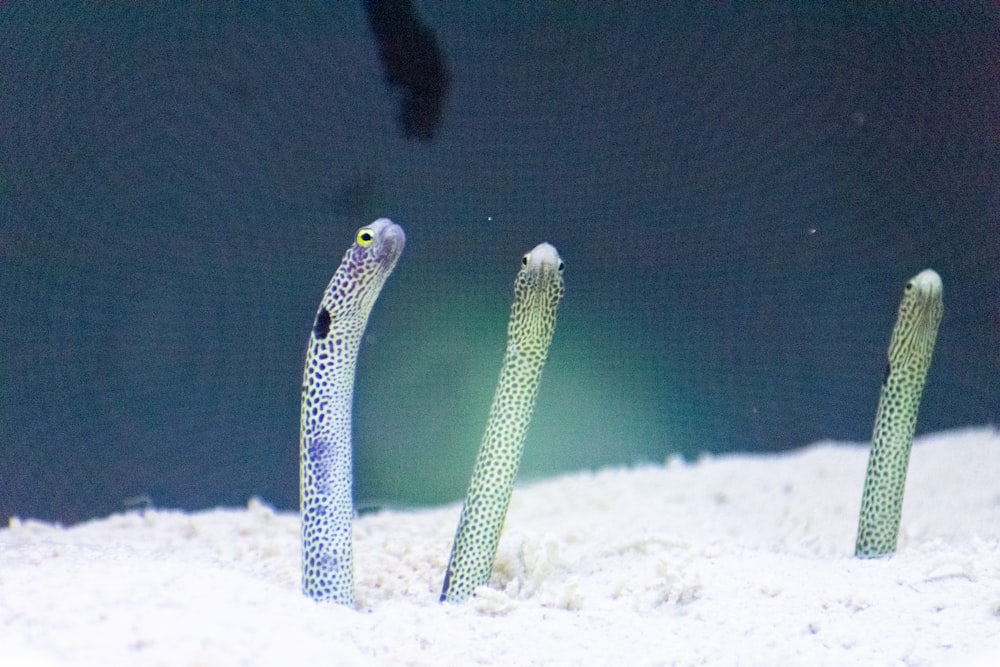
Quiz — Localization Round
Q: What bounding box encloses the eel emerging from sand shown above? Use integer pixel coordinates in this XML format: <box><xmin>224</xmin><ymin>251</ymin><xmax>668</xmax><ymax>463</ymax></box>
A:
<box><xmin>855</xmin><ymin>269</ymin><xmax>943</xmax><ymax>558</ymax></box>
<box><xmin>441</xmin><ymin>242</ymin><xmax>565</xmax><ymax>603</ymax></box>
<box><xmin>300</xmin><ymin>219</ymin><xmax>405</xmax><ymax>604</ymax></box>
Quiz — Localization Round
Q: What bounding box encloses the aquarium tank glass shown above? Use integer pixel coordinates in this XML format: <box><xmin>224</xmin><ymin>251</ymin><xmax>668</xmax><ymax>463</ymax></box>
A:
<box><xmin>1</xmin><ymin>3</ymin><xmax>997</xmax><ymax>523</ymax></box>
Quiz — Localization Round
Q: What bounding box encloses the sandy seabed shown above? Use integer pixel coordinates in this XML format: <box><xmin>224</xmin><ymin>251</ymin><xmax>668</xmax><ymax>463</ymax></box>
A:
<box><xmin>2</xmin><ymin>427</ymin><xmax>998</xmax><ymax>666</ymax></box>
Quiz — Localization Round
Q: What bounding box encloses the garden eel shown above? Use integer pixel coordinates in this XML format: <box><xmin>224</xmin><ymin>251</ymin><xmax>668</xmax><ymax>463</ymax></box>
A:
<box><xmin>300</xmin><ymin>218</ymin><xmax>405</xmax><ymax>604</ymax></box>
<box><xmin>441</xmin><ymin>242</ymin><xmax>565</xmax><ymax>603</ymax></box>
<box><xmin>855</xmin><ymin>268</ymin><xmax>943</xmax><ymax>558</ymax></box>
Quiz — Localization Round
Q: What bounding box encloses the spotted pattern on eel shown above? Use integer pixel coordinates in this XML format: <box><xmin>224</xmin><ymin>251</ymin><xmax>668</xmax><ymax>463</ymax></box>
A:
<box><xmin>855</xmin><ymin>268</ymin><xmax>943</xmax><ymax>558</ymax></box>
<box><xmin>300</xmin><ymin>218</ymin><xmax>405</xmax><ymax>604</ymax></box>
<box><xmin>441</xmin><ymin>242</ymin><xmax>565</xmax><ymax>604</ymax></box>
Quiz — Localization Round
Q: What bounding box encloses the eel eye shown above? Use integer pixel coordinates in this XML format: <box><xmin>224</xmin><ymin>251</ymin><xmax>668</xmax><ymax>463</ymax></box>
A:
<box><xmin>357</xmin><ymin>228</ymin><xmax>375</xmax><ymax>246</ymax></box>
<box><xmin>558</xmin><ymin>261</ymin><xmax>565</xmax><ymax>272</ymax></box>
<box><xmin>522</xmin><ymin>253</ymin><xmax>529</xmax><ymax>266</ymax></box>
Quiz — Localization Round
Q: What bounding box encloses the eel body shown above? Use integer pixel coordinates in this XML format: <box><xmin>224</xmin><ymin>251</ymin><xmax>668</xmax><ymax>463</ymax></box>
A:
<box><xmin>855</xmin><ymin>268</ymin><xmax>943</xmax><ymax>558</ymax></box>
<box><xmin>300</xmin><ymin>218</ymin><xmax>405</xmax><ymax>604</ymax></box>
<box><xmin>441</xmin><ymin>242</ymin><xmax>565</xmax><ymax>603</ymax></box>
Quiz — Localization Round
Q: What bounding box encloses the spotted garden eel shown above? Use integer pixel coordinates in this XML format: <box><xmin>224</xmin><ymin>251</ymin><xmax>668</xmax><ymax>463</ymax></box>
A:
<box><xmin>300</xmin><ymin>218</ymin><xmax>405</xmax><ymax>604</ymax></box>
<box><xmin>441</xmin><ymin>242</ymin><xmax>565</xmax><ymax>604</ymax></box>
<box><xmin>855</xmin><ymin>268</ymin><xmax>943</xmax><ymax>558</ymax></box>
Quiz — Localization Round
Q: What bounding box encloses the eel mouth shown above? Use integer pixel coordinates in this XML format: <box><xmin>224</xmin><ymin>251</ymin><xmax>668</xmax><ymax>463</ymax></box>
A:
<box><xmin>910</xmin><ymin>269</ymin><xmax>942</xmax><ymax>300</ymax></box>
<box><xmin>524</xmin><ymin>242</ymin><xmax>562</xmax><ymax>274</ymax></box>
<box><xmin>909</xmin><ymin>269</ymin><xmax>943</xmax><ymax>331</ymax></box>
<box><xmin>370</xmin><ymin>218</ymin><xmax>406</xmax><ymax>265</ymax></box>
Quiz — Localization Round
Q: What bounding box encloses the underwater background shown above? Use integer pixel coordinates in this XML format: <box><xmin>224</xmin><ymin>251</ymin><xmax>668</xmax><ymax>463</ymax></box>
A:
<box><xmin>2</xmin><ymin>3</ymin><xmax>997</xmax><ymax>524</ymax></box>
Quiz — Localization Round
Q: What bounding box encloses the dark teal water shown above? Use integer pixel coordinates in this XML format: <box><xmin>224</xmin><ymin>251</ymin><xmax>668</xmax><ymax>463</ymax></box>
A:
<box><xmin>2</xmin><ymin>4</ymin><xmax>997</xmax><ymax>523</ymax></box>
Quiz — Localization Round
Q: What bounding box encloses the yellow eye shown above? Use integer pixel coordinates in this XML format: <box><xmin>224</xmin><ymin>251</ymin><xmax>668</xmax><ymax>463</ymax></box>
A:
<box><xmin>522</xmin><ymin>253</ymin><xmax>529</xmax><ymax>266</ymax></box>
<box><xmin>357</xmin><ymin>228</ymin><xmax>375</xmax><ymax>246</ymax></box>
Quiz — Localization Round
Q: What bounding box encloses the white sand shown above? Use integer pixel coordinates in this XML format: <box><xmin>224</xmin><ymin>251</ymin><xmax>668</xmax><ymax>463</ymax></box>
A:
<box><xmin>2</xmin><ymin>428</ymin><xmax>998</xmax><ymax>666</ymax></box>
